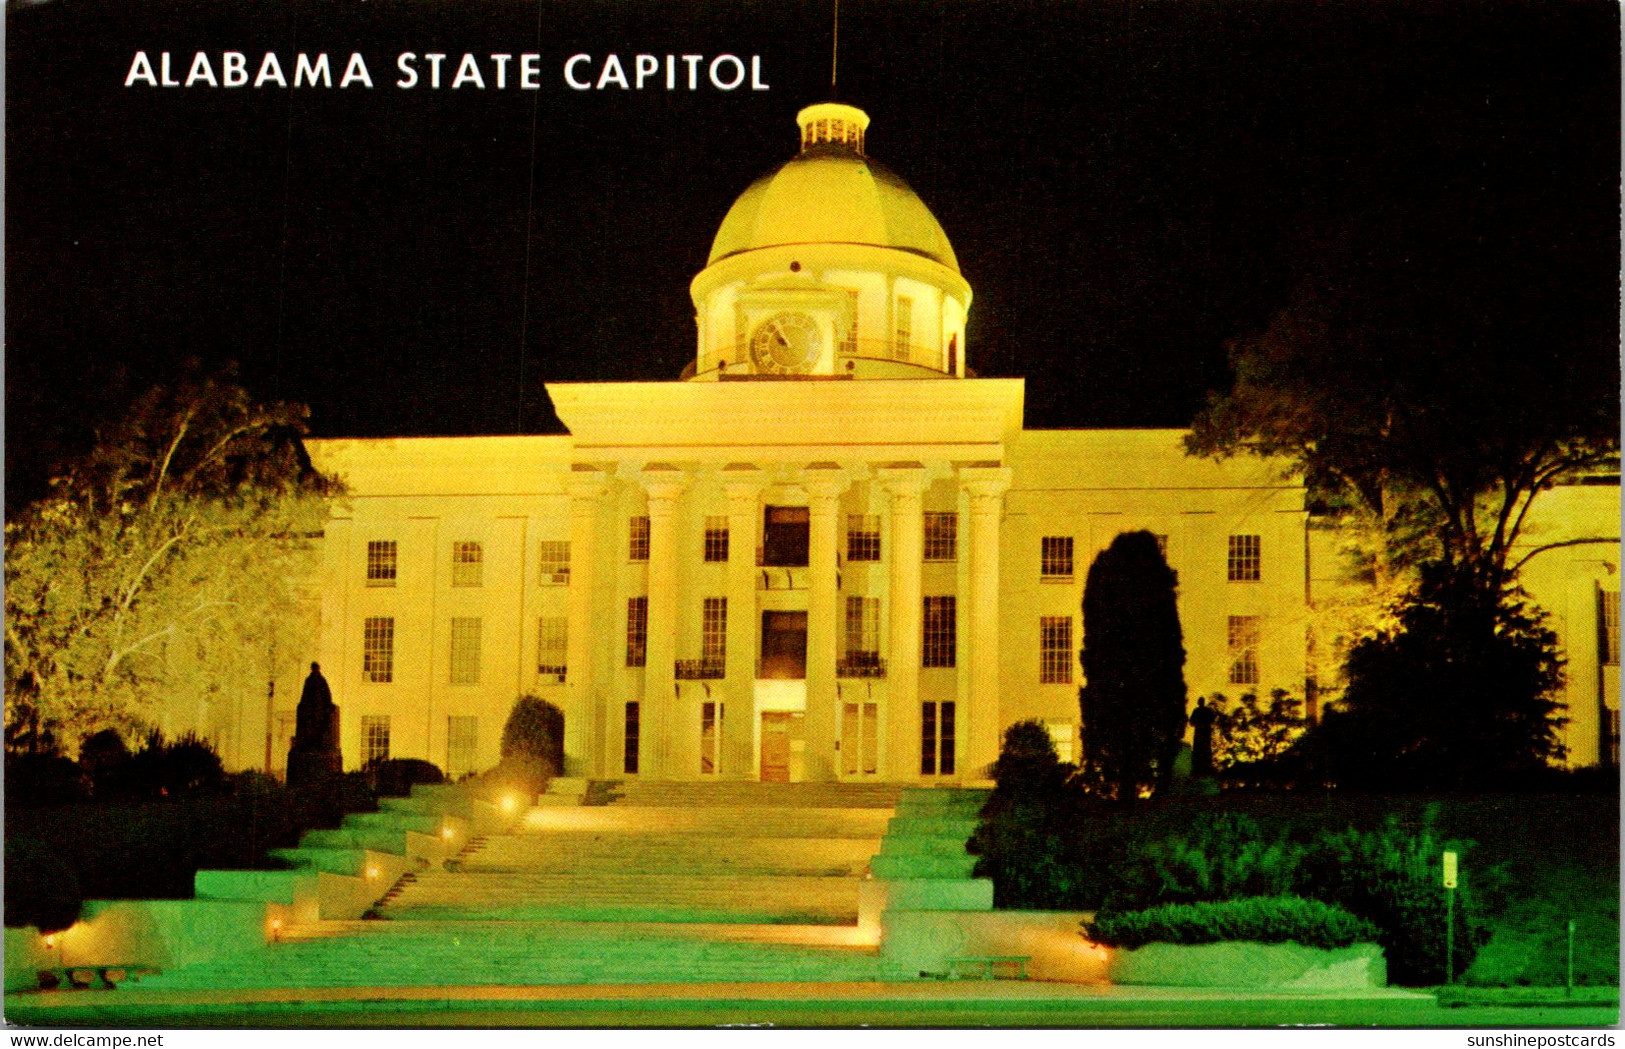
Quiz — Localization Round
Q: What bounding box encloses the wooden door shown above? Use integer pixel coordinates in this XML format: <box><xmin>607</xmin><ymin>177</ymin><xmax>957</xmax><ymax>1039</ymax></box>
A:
<box><xmin>761</xmin><ymin>712</ymin><xmax>792</xmax><ymax>782</ymax></box>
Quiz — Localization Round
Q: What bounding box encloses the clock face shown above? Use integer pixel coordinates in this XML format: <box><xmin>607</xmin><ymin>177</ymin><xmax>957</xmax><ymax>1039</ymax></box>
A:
<box><xmin>750</xmin><ymin>312</ymin><xmax>822</xmax><ymax>374</ymax></box>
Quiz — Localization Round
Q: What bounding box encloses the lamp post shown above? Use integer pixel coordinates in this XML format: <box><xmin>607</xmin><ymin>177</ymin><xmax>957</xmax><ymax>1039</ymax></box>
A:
<box><xmin>1442</xmin><ymin>850</ymin><xmax>1458</xmax><ymax>985</ymax></box>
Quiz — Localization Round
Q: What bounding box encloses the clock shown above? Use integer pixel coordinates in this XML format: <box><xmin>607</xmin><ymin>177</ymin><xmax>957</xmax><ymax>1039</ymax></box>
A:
<box><xmin>750</xmin><ymin>312</ymin><xmax>822</xmax><ymax>374</ymax></box>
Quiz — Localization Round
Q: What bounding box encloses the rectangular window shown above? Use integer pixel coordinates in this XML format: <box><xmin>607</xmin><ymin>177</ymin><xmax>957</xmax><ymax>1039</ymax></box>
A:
<box><xmin>537</xmin><ymin>616</ymin><xmax>568</xmax><ymax>682</ymax></box>
<box><xmin>846</xmin><ymin>514</ymin><xmax>881</xmax><ymax>562</ymax></box>
<box><xmin>1228</xmin><ymin>534</ymin><xmax>1262</xmax><ymax>582</ymax></box>
<box><xmin>840</xmin><ymin>290</ymin><xmax>859</xmax><ymax>357</ymax></box>
<box><xmin>626</xmin><ymin>597</ymin><xmax>649</xmax><ymax>668</ymax></box>
<box><xmin>629</xmin><ymin>516</ymin><xmax>650</xmax><ymax>562</ymax></box>
<box><xmin>894</xmin><ymin>294</ymin><xmax>914</xmax><ymax>359</ymax></box>
<box><xmin>361</xmin><ymin>715</ymin><xmax>391</xmax><ymax>766</ymax></box>
<box><xmin>449</xmin><ymin>617</ymin><xmax>482</xmax><ymax>685</ymax></box>
<box><xmin>538</xmin><ymin>540</ymin><xmax>571</xmax><ymax>585</ymax></box>
<box><xmin>1040</xmin><ymin>536</ymin><xmax>1074</xmax><ymax>580</ymax></box>
<box><xmin>451</xmin><ymin>541</ymin><xmax>483</xmax><ymax>588</ymax></box>
<box><xmin>842</xmin><ymin>700</ymin><xmax>879</xmax><ymax>776</ymax></box>
<box><xmin>1601</xmin><ymin>590</ymin><xmax>1620</xmax><ymax>665</ymax></box>
<box><xmin>366</xmin><ymin>540</ymin><xmax>397</xmax><ymax>587</ymax></box>
<box><xmin>920</xmin><ymin>700</ymin><xmax>956</xmax><ymax>776</ymax></box>
<box><xmin>760</xmin><ymin>610</ymin><xmax>809</xmax><ymax>679</ymax></box>
<box><xmin>922</xmin><ymin>596</ymin><xmax>957</xmax><ymax>668</ymax></box>
<box><xmin>624</xmin><ymin>702</ymin><xmax>640</xmax><ymax>775</ymax></box>
<box><xmin>923</xmin><ymin>512</ymin><xmax>958</xmax><ymax>562</ymax></box>
<box><xmin>700</xmin><ymin>701</ymin><xmax>722</xmax><ymax>776</ymax></box>
<box><xmin>762</xmin><ymin>506</ymin><xmax>810</xmax><ymax>567</ymax></box>
<box><xmin>845</xmin><ymin>596</ymin><xmax>880</xmax><ymax>662</ymax></box>
<box><xmin>362</xmin><ymin>616</ymin><xmax>395</xmax><ymax>683</ymax></box>
<box><xmin>704</xmin><ymin>516</ymin><xmax>730</xmax><ymax>563</ymax></box>
<box><xmin>1040</xmin><ymin>615</ymin><xmax>1073</xmax><ymax>684</ymax></box>
<box><xmin>702</xmin><ymin>597</ymin><xmax>728</xmax><ymax>666</ymax></box>
<box><xmin>1228</xmin><ymin>614</ymin><xmax>1262</xmax><ymax>685</ymax></box>
<box><xmin>446</xmin><ymin>715</ymin><xmax>478</xmax><ymax>780</ymax></box>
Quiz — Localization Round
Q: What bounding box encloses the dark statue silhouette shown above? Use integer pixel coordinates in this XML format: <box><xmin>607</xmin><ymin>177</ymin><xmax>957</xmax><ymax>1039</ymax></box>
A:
<box><xmin>286</xmin><ymin>662</ymin><xmax>342</xmax><ymax>789</ymax></box>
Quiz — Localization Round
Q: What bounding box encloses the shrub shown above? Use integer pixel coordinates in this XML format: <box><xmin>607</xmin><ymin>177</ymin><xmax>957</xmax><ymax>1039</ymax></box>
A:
<box><xmin>369</xmin><ymin>758</ymin><xmax>444</xmax><ymax>797</ymax></box>
<box><xmin>4</xmin><ymin>836</ymin><xmax>83</xmax><ymax>933</ymax></box>
<box><xmin>988</xmin><ymin>720</ymin><xmax>1073</xmax><ymax>799</ymax></box>
<box><xmin>489</xmin><ymin>694</ymin><xmax>564</xmax><ymax>798</ymax></box>
<box><xmin>1299</xmin><ymin>816</ymin><xmax>1490</xmax><ymax>985</ymax></box>
<box><xmin>124</xmin><ymin>731</ymin><xmax>225</xmax><ymax>799</ymax></box>
<box><xmin>78</xmin><ymin>729</ymin><xmax>132</xmax><ymax>798</ymax></box>
<box><xmin>2</xmin><ymin>752</ymin><xmax>89</xmax><ymax>811</ymax></box>
<box><xmin>1105</xmin><ymin>812</ymin><xmax>1303</xmax><ymax>910</ymax></box>
<box><xmin>1086</xmin><ymin>895</ymin><xmax>1379</xmax><ymax>951</ymax></box>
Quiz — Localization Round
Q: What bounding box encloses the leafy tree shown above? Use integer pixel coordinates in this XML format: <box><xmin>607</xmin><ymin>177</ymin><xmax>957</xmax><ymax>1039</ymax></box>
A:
<box><xmin>1079</xmin><ymin>530</ymin><xmax>1188</xmax><ymax>801</ymax></box>
<box><xmin>4</xmin><ymin>366</ymin><xmax>334</xmax><ymax>746</ymax></box>
<box><xmin>1301</xmin><ymin>564</ymin><xmax>1566</xmax><ymax>790</ymax></box>
<box><xmin>1209</xmin><ymin>690</ymin><xmax>1308</xmax><ymax>770</ymax></box>
<box><xmin>1188</xmin><ymin>206</ymin><xmax>1618</xmax><ymax>611</ymax></box>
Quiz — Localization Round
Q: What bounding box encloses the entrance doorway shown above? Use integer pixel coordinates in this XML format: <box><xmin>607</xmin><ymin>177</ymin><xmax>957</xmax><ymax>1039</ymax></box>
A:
<box><xmin>760</xmin><ymin>710</ymin><xmax>805</xmax><ymax>782</ymax></box>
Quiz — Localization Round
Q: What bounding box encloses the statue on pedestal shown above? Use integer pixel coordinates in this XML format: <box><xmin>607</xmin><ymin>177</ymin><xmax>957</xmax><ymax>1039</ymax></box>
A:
<box><xmin>286</xmin><ymin>662</ymin><xmax>342</xmax><ymax>790</ymax></box>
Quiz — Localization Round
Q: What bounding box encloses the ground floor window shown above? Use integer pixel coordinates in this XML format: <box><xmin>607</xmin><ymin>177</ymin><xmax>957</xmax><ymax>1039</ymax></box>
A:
<box><xmin>841</xmin><ymin>700</ymin><xmax>879</xmax><ymax>776</ymax></box>
<box><xmin>1228</xmin><ymin>614</ymin><xmax>1261</xmax><ymax>685</ymax></box>
<box><xmin>920</xmin><ymin>700</ymin><xmax>956</xmax><ymax>776</ymax></box>
<box><xmin>446</xmin><ymin>715</ymin><xmax>477</xmax><ymax>779</ymax></box>
<box><xmin>361</xmin><ymin>715</ymin><xmax>391</xmax><ymax>766</ymax></box>
<box><xmin>700</xmin><ymin>701</ymin><xmax>722</xmax><ymax>775</ymax></box>
<box><xmin>624</xmin><ymin>701</ymin><xmax>641</xmax><ymax>774</ymax></box>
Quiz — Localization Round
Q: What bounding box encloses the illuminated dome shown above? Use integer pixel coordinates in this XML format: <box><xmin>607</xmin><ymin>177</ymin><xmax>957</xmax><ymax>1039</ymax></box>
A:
<box><xmin>689</xmin><ymin>103</ymin><xmax>971</xmax><ymax>381</ymax></box>
<box><xmin>707</xmin><ymin>103</ymin><xmax>960</xmax><ymax>273</ymax></box>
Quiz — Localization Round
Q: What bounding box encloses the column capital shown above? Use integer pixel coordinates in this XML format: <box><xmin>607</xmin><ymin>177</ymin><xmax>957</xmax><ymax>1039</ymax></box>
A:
<box><xmin>877</xmin><ymin>462</ymin><xmax>928</xmax><ymax>499</ymax></box>
<box><xmin>640</xmin><ymin>463</ymin><xmax>690</xmax><ymax>508</ymax></box>
<box><xmin>722</xmin><ymin>463</ymin><xmax>766</xmax><ymax>504</ymax></box>
<box><xmin>801</xmin><ymin>463</ymin><xmax>850</xmax><ymax>504</ymax></box>
<box><xmin>566</xmin><ymin>465</ymin><xmax>609</xmax><ymax>503</ymax></box>
<box><xmin>959</xmin><ymin>464</ymin><xmax>1013</xmax><ymax>504</ymax></box>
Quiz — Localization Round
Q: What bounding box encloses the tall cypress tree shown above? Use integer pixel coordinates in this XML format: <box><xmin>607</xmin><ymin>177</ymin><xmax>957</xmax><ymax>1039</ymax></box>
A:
<box><xmin>1079</xmin><ymin>530</ymin><xmax>1188</xmax><ymax>800</ymax></box>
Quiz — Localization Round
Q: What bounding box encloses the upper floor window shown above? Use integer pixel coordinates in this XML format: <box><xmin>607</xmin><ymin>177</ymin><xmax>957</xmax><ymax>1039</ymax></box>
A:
<box><xmin>1041</xmin><ymin>536</ymin><xmax>1074</xmax><ymax>581</ymax></box>
<box><xmin>1228</xmin><ymin>534</ymin><xmax>1262</xmax><ymax>582</ymax></box>
<box><xmin>704</xmin><ymin>516</ymin><xmax>730</xmax><ymax>563</ymax></box>
<box><xmin>762</xmin><ymin>506</ymin><xmax>810</xmax><ymax>567</ymax></box>
<box><xmin>451</xmin><ymin>541</ymin><xmax>483</xmax><ymax>588</ymax></box>
<box><xmin>847</xmin><ymin>515</ymin><xmax>881</xmax><ymax>562</ymax></box>
<box><xmin>629</xmin><ymin>517</ymin><xmax>650</xmax><ymax>562</ymax></box>
<box><xmin>626</xmin><ymin>597</ymin><xmax>649</xmax><ymax>668</ymax></box>
<box><xmin>449</xmin><ymin>617</ymin><xmax>482</xmax><ymax>685</ymax></box>
<box><xmin>844</xmin><ymin>596</ymin><xmax>880</xmax><ymax>661</ymax></box>
<box><xmin>922</xmin><ymin>596</ymin><xmax>957</xmax><ymax>668</ymax></box>
<box><xmin>1228</xmin><ymin>615</ymin><xmax>1262</xmax><ymax>685</ymax></box>
<box><xmin>840</xmin><ymin>290</ymin><xmax>859</xmax><ymax>357</ymax></box>
<box><xmin>538</xmin><ymin>540</ymin><xmax>571</xmax><ymax>585</ymax></box>
<box><xmin>923</xmin><ymin>512</ymin><xmax>958</xmax><ymax>562</ymax></box>
<box><xmin>537</xmin><ymin>616</ymin><xmax>568</xmax><ymax>681</ymax></box>
<box><xmin>702</xmin><ymin>597</ymin><xmax>728</xmax><ymax>665</ymax></box>
<box><xmin>362</xmin><ymin>616</ymin><xmax>395</xmax><ymax>683</ymax></box>
<box><xmin>1040</xmin><ymin>615</ymin><xmax>1074</xmax><ymax>684</ymax></box>
<box><xmin>366</xmin><ymin>540</ymin><xmax>397</xmax><ymax>587</ymax></box>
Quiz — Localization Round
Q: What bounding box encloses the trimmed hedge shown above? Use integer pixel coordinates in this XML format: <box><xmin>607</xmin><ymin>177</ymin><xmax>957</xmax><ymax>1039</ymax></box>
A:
<box><xmin>1087</xmin><ymin>895</ymin><xmax>1379</xmax><ymax>951</ymax></box>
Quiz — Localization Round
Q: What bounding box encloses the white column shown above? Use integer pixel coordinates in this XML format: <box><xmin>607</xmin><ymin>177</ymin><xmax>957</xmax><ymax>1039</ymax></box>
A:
<box><xmin>804</xmin><ymin>466</ymin><xmax>849</xmax><ymax>783</ymax></box>
<box><xmin>723</xmin><ymin>470</ymin><xmax>763</xmax><ymax>780</ymax></box>
<box><xmin>565</xmin><ymin>468</ymin><xmax>606</xmax><ymax>777</ymax></box>
<box><xmin>879</xmin><ymin>464</ymin><xmax>927</xmax><ymax>781</ymax></box>
<box><xmin>641</xmin><ymin>465</ymin><xmax>689</xmax><ymax>780</ymax></box>
<box><xmin>960</xmin><ymin>466</ymin><xmax>1012</xmax><ymax>779</ymax></box>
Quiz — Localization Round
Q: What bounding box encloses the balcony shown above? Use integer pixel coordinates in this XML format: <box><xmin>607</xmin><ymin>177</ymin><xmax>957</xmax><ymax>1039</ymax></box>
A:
<box><xmin>837</xmin><ymin>653</ymin><xmax>886</xmax><ymax>679</ymax></box>
<box><xmin>675</xmin><ymin>659</ymin><xmax>726</xmax><ymax>681</ymax></box>
<box><xmin>683</xmin><ymin>338</ymin><xmax>955</xmax><ymax>379</ymax></box>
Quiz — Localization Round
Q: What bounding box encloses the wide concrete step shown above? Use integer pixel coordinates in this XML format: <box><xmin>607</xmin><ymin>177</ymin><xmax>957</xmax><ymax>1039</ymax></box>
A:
<box><xmin>518</xmin><ymin>806</ymin><xmax>892</xmax><ymax>838</ymax></box>
<box><xmin>464</xmin><ymin>833</ymin><xmax>877</xmax><ymax>876</ymax></box>
<box><xmin>602</xmin><ymin>781</ymin><xmax>904</xmax><ymax>809</ymax></box>
<box><xmin>380</xmin><ymin>871</ymin><xmax>864</xmax><ymax>924</ymax></box>
<box><xmin>135</xmin><ymin>922</ymin><xmax>911</xmax><ymax>989</ymax></box>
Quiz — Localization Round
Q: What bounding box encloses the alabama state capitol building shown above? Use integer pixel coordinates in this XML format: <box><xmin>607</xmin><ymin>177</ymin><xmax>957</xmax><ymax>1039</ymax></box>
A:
<box><xmin>299</xmin><ymin>102</ymin><xmax>1617</xmax><ymax>782</ymax></box>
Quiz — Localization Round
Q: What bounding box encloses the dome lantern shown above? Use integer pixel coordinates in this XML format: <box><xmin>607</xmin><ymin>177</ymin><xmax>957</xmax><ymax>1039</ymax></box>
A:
<box><xmin>796</xmin><ymin>102</ymin><xmax>870</xmax><ymax>155</ymax></box>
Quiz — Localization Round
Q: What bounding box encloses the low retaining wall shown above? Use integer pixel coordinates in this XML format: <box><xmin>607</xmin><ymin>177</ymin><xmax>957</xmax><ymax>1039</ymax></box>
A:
<box><xmin>882</xmin><ymin>910</ymin><xmax>1106</xmax><ymax>982</ymax></box>
<box><xmin>1107</xmin><ymin>940</ymin><xmax>1386</xmax><ymax>989</ymax></box>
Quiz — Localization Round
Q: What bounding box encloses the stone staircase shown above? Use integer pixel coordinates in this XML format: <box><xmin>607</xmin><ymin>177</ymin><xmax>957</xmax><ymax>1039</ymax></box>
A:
<box><xmin>135</xmin><ymin>780</ymin><xmax>926</xmax><ymax>990</ymax></box>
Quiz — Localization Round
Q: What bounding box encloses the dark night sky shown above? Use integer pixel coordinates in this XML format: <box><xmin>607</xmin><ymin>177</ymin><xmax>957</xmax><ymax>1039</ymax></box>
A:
<box><xmin>6</xmin><ymin>0</ymin><xmax>1619</xmax><ymax>500</ymax></box>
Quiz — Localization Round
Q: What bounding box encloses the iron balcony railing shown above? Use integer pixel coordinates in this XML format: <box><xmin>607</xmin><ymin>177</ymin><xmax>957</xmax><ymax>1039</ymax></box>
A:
<box><xmin>675</xmin><ymin>659</ymin><xmax>726</xmax><ymax>680</ymax></box>
<box><xmin>837</xmin><ymin>654</ymin><xmax>886</xmax><ymax>679</ymax></box>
